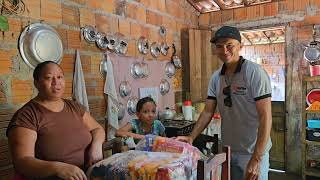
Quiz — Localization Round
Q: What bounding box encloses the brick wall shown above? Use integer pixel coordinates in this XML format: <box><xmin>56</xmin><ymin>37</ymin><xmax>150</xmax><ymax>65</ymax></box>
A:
<box><xmin>0</xmin><ymin>0</ymin><xmax>198</xmax><ymax>177</ymax></box>
<box><xmin>199</xmin><ymin>0</ymin><xmax>320</xmax><ymax>174</ymax></box>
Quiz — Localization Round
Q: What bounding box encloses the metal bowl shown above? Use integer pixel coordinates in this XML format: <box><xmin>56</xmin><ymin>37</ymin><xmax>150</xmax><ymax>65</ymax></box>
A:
<box><xmin>165</xmin><ymin>62</ymin><xmax>175</xmax><ymax>78</ymax></box>
<box><xmin>150</xmin><ymin>42</ymin><xmax>161</xmax><ymax>58</ymax></box>
<box><xmin>140</xmin><ymin>60</ymin><xmax>150</xmax><ymax>78</ymax></box>
<box><xmin>137</xmin><ymin>36</ymin><xmax>149</xmax><ymax>55</ymax></box>
<box><xmin>82</xmin><ymin>25</ymin><xmax>97</xmax><ymax>43</ymax></box>
<box><xmin>119</xmin><ymin>81</ymin><xmax>132</xmax><ymax>97</ymax></box>
<box><xmin>159</xmin><ymin>79</ymin><xmax>170</xmax><ymax>95</ymax></box>
<box><xmin>19</xmin><ymin>23</ymin><xmax>63</xmax><ymax>69</ymax></box>
<box><xmin>99</xmin><ymin>57</ymin><xmax>109</xmax><ymax>77</ymax></box>
<box><xmin>127</xmin><ymin>96</ymin><xmax>138</xmax><ymax>115</ymax></box>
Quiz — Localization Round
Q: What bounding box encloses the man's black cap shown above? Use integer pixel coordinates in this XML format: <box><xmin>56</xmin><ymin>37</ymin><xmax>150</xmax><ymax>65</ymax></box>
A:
<box><xmin>210</xmin><ymin>26</ymin><xmax>241</xmax><ymax>44</ymax></box>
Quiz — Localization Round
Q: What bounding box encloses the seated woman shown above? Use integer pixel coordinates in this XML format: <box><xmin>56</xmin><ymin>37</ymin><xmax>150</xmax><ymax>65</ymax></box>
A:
<box><xmin>116</xmin><ymin>97</ymin><xmax>166</xmax><ymax>143</ymax></box>
<box><xmin>7</xmin><ymin>61</ymin><xmax>105</xmax><ymax>180</ymax></box>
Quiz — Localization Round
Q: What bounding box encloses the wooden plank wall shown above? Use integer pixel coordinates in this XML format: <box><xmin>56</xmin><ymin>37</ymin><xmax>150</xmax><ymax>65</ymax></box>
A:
<box><xmin>185</xmin><ymin>29</ymin><xmax>221</xmax><ymax>103</ymax></box>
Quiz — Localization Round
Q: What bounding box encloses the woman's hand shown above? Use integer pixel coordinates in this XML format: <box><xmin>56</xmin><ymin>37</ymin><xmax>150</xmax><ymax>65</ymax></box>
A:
<box><xmin>53</xmin><ymin>162</ymin><xmax>87</xmax><ymax>180</ymax></box>
<box><xmin>174</xmin><ymin>136</ymin><xmax>193</xmax><ymax>144</ymax></box>
<box><xmin>87</xmin><ymin>143</ymin><xmax>103</xmax><ymax>167</ymax></box>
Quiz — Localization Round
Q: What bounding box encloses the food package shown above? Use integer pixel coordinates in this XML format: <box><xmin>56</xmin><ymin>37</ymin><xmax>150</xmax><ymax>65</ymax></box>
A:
<box><xmin>87</xmin><ymin>136</ymin><xmax>204</xmax><ymax>180</ymax></box>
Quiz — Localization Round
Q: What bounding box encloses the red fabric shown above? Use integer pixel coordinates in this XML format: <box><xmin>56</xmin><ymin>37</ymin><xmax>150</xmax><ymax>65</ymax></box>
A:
<box><xmin>13</xmin><ymin>174</ymin><xmax>27</xmax><ymax>180</ymax></box>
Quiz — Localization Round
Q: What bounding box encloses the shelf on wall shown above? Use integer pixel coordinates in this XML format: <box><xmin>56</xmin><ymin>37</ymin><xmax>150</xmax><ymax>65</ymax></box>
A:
<box><xmin>305</xmin><ymin>168</ymin><xmax>320</xmax><ymax>177</ymax></box>
<box><xmin>304</xmin><ymin>140</ymin><xmax>320</xmax><ymax>146</ymax></box>
<box><xmin>303</xmin><ymin>76</ymin><xmax>320</xmax><ymax>82</ymax></box>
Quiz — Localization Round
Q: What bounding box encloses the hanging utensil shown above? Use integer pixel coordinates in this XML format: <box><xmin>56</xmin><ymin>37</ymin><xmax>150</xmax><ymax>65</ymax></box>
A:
<box><xmin>19</xmin><ymin>23</ymin><xmax>63</xmax><ymax>69</ymax></box>
<box><xmin>119</xmin><ymin>81</ymin><xmax>132</xmax><ymax>97</ymax></box>
<box><xmin>170</xmin><ymin>44</ymin><xmax>182</xmax><ymax>69</ymax></box>
<box><xmin>99</xmin><ymin>58</ymin><xmax>108</xmax><ymax>77</ymax></box>
<box><xmin>165</xmin><ymin>61</ymin><xmax>175</xmax><ymax>78</ymax></box>
<box><xmin>127</xmin><ymin>96</ymin><xmax>138</xmax><ymax>115</ymax></box>
<box><xmin>130</xmin><ymin>61</ymin><xmax>143</xmax><ymax>79</ymax></box>
<box><xmin>107</xmin><ymin>34</ymin><xmax>117</xmax><ymax>50</ymax></box>
<box><xmin>118</xmin><ymin>102</ymin><xmax>125</xmax><ymax>120</ymax></box>
<box><xmin>114</xmin><ymin>33</ymin><xmax>128</xmax><ymax>54</ymax></box>
<box><xmin>160</xmin><ymin>42</ymin><xmax>170</xmax><ymax>56</ymax></box>
<box><xmin>150</xmin><ymin>42</ymin><xmax>161</xmax><ymax>58</ymax></box>
<box><xmin>304</xmin><ymin>25</ymin><xmax>320</xmax><ymax>64</ymax></box>
<box><xmin>96</xmin><ymin>32</ymin><xmax>109</xmax><ymax>50</ymax></box>
<box><xmin>82</xmin><ymin>25</ymin><xmax>97</xmax><ymax>43</ymax></box>
<box><xmin>159</xmin><ymin>79</ymin><xmax>170</xmax><ymax>95</ymax></box>
<box><xmin>137</xmin><ymin>36</ymin><xmax>149</xmax><ymax>55</ymax></box>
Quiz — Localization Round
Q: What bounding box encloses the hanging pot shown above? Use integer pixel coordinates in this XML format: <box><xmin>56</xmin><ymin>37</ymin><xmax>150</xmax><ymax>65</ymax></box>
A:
<box><xmin>137</xmin><ymin>36</ymin><xmax>149</xmax><ymax>55</ymax></box>
<box><xmin>82</xmin><ymin>25</ymin><xmax>97</xmax><ymax>43</ymax></box>
<box><xmin>304</xmin><ymin>41</ymin><xmax>320</xmax><ymax>64</ymax></box>
<box><xmin>114</xmin><ymin>33</ymin><xmax>128</xmax><ymax>54</ymax></box>
<box><xmin>130</xmin><ymin>62</ymin><xmax>143</xmax><ymax>79</ymax></box>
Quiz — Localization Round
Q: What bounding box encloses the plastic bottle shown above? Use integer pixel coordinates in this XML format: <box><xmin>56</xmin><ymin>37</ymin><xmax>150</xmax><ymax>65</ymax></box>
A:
<box><xmin>183</xmin><ymin>100</ymin><xmax>193</xmax><ymax>121</ymax></box>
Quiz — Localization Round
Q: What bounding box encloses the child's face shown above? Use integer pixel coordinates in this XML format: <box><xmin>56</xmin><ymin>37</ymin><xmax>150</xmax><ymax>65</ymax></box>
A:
<box><xmin>136</xmin><ymin>101</ymin><xmax>157</xmax><ymax>125</ymax></box>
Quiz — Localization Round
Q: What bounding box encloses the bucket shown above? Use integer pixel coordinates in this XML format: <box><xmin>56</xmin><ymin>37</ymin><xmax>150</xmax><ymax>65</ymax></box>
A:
<box><xmin>309</xmin><ymin>65</ymin><xmax>320</xmax><ymax>76</ymax></box>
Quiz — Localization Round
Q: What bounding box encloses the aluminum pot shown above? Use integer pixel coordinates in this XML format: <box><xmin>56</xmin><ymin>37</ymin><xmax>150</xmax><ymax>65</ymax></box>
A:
<box><xmin>119</xmin><ymin>81</ymin><xmax>132</xmax><ymax>97</ymax></box>
<box><xmin>19</xmin><ymin>23</ymin><xmax>63</xmax><ymax>69</ymax></box>
<box><xmin>82</xmin><ymin>25</ymin><xmax>97</xmax><ymax>43</ymax></box>
<box><xmin>304</xmin><ymin>41</ymin><xmax>320</xmax><ymax>64</ymax></box>
<box><xmin>159</xmin><ymin>107</ymin><xmax>176</xmax><ymax>120</ymax></box>
<box><xmin>96</xmin><ymin>32</ymin><xmax>109</xmax><ymax>50</ymax></box>
<box><xmin>138</xmin><ymin>36</ymin><xmax>149</xmax><ymax>55</ymax></box>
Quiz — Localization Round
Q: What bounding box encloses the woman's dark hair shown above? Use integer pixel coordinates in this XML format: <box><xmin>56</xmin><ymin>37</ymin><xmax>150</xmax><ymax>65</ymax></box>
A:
<box><xmin>33</xmin><ymin>61</ymin><xmax>61</xmax><ymax>81</ymax></box>
<box><xmin>136</xmin><ymin>96</ymin><xmax>156</xmax><ymax>112</ymax></box>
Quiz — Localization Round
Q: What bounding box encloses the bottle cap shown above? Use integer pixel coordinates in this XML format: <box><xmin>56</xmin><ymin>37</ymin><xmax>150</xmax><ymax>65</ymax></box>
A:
<box><xmin>184</xmin><ymin>100</ymin><xmax>192</xmax><ymax>106</ymax></box>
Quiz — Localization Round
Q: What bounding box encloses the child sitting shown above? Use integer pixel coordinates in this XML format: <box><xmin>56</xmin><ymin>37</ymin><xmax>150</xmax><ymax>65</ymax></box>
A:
<box><xmin>116</xmin><ymin>97</ymin><xmax>166</xmax><ymax>142</ymax></box>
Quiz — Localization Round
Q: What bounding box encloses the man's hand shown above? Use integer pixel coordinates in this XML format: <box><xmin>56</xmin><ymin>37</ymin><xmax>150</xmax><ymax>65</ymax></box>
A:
<box><xmin>86</xmin><ymin>143</ymin><xmax>103</xmax><ymax>167</ymax></box>
<box><xmin>53</xmin><ymin>162</ymin><xmax>87</xmax><ymax>180</ymax></box>
<box><xmin>245</xmin><ymin>155</ymin><xmax>261</xmax><ymax>180</ymax></box>
<box><xmin>175</xmin><ymin>136</ymin><xmax>193</xmax><ymax>144</ymax></box>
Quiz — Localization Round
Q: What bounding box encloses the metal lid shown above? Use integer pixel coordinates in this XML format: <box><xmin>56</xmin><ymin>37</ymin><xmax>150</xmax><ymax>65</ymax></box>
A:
<box><xmin>19</xmin><ymin>23</ymin><xmax>63</xmax><ymax>69</ymax></box>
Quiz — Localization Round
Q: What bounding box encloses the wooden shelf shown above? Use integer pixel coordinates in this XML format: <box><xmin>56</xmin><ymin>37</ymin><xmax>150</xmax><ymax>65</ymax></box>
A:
<box><xmin>304</xmin><ymin>168</ymin><xmax>320</xmax><ymax>177</ymax></box>
<box><xmin>303</xmin><ymin>76</ymin><xmax>320</xmax><ymax>82</ymax></box>
<box><xmin>305</xmin><ymin>140</ymin><xmax>320</xmax><ymax>146</ymax></box>
<box><xmin>303</xmin><ymin>110</ymin><xmax>320</xmax><ymax>114</ymax></box>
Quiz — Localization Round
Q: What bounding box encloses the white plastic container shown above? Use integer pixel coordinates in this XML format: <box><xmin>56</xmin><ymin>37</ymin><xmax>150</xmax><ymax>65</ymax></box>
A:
<box><xmin>183</xmin><ymin>100</ymin><xmax>193</xmax><ymax>121</ymax></box>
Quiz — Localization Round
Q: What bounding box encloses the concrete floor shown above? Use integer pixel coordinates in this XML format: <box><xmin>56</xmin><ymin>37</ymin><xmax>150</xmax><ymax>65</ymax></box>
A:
<box><xmin>269</xmin><ymin>171</ymin><xmax>300</xmax><ymax>180</ymax></box>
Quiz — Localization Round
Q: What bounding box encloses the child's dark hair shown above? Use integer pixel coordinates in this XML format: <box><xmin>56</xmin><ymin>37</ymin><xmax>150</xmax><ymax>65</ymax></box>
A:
<box><xmin>136</xmin><ymin>97</ymin><xmax>156</xmax><ymax>112</ymax></box>
<box><xmin>33</xmin><ymin>61</ymin><xmax>62</xmax><ymax>81</ymax></box>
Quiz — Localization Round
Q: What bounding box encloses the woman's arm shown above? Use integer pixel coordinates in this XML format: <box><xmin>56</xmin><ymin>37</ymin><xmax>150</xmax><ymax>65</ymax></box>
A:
<box><xmin>116</xmin><ymin>123</ymin><xmax>145</xmax><ymax>140</ymax></box>
<box><xmin>8</xmin><ymin>127</ymin><xmax>87</xmax><ymax>179</ymax></box>
<box><xmin>82</xmin><ymin>112</ymin><xmax>106</xmax><ymax>166</ymax></box>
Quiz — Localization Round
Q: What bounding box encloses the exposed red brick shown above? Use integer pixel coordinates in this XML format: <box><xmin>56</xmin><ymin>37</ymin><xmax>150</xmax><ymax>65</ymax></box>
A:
<box><xmin>60</xmin><ymin>54</ymin><xmax>75</xmax><ymax>74</ymax></box>
<box><xmin>118</xmin><ymin>19</ymin><xmax>130</xmax><ymax>36</ymax></box>
<box><xmin>22</xmin><ymin>0</ymin><xmax>40</xmax><ymax>19</ymax></box>
<box><xmin>62</xmin><ymin>5</ymin><xmax>80</xmax><ymax>27</ymax></box>
<box><xmin>67</xmin><ymin>30</ymin><xmax>81</xmax><ymax>50</ymax></box>
<box><xmin>79</xmin><ymin>8</ymin><xmax>95</xmax><ymax>27</ymax></box>
<box><xmin>0</xmin><ymin>49</ymin><xmax>16</xmax><ymax>75</ymax></box>
<box><xmin>41</xmin><ymin>0</ymin><xmax>62</xmax><ymax>24</ymax></box>
<box><xmin>11</xmin><ymin>79</ymin><xmax>33</xmax><ymax>104</ymax></box>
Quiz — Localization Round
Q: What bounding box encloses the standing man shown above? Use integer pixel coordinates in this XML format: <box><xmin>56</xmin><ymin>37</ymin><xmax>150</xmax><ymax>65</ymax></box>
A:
<box><xmin>176</xmin><ymin>26</ymin><xmax>272</xmax><ymax>180</ymax></box>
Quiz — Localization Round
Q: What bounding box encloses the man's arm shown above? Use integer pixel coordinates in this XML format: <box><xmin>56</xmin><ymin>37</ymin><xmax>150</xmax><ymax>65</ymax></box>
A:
<box><xmin>252</xmin><ymin>97</ymin><xmax>272</xmax><ymax>160</ymax></box>
<box><xmin>176</xmin><ymin>99</ymin><xmax>217</xmax><ymax>143</ymax></box>
<box><xmin>245</xmin><ymin>97</ymin><xmax>272</xmax><ymax>180</ymax></box>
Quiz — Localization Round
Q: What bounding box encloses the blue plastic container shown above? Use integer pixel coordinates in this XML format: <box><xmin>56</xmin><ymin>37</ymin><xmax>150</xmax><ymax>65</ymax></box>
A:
<box><xmin>307</xmin><ymin>120</ymin><xmax>320</xmax><ymax>128</ymax></box>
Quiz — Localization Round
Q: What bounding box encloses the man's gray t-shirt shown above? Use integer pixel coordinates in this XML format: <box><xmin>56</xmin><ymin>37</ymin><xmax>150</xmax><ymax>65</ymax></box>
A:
<box><xmin>208</xmin><ymin>57</ymin><xmax>272</xmax><ymax>155</ymax></box>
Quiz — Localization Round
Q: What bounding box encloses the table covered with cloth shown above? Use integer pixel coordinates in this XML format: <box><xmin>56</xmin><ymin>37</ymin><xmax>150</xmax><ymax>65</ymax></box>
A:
<box><xmin>86</xmin><ymin>135</ymin><xmax>206</xmax><ymax>180</ymax></box>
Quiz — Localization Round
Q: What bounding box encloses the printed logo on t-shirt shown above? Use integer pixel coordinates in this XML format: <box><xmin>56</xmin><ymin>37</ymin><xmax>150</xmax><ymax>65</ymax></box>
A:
<box><xmin>231</xmin><ymin>83</ymin><xmax>247</xmax><ymax>95</ymax></box>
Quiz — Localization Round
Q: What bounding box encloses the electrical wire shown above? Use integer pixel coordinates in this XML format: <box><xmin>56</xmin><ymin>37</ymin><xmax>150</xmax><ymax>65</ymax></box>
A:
<box><xmin>1</xmin><ymin>0</ymin><xmax>26</xmax><ymax>15</ymax></box>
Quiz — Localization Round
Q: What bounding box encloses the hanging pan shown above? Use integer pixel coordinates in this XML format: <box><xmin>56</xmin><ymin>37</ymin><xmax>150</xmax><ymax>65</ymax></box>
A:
<box><xmin>304</xmin><ymin>25</ymin><xmax>320</xmax><ymax>64</ymax></box>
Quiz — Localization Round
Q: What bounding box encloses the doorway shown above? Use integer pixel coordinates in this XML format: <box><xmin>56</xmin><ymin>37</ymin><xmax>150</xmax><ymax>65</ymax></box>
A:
<box><xmin>239</xmin><ymin>26</ymin><xmax>286</xmax><ymax>170</ymax></box>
